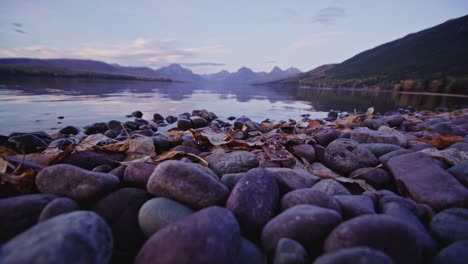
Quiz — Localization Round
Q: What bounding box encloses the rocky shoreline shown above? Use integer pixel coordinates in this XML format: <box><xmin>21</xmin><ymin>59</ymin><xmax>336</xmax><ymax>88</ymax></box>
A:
<box><xmin>1</xmin><ymin>107</ymin><xmax>468</xmax><ymax>264</ymax></box>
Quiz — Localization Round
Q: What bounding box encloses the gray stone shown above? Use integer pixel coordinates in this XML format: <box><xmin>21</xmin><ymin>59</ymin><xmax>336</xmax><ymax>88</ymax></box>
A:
<box><xmin>239</xmin><ymin>237</ymin><xmax>264</xmax><ymax>264</ymax></box>
<box><xmin>363</xmin><ymin>119</ymin><xmax>389</xmax><ymax>130</ymax></box>
<box><xmin>377</xmin><ymin>126</ymin><xmax>408</xmax><ymax>147</ymax></box>
<box><xmin>58</xmin><ymin>126</ymin><xmax>80</xmax><ymax>135</ymax></box>
<box><xmin>8</xmin><ymin>134</ymin><xmax>48</xmax><ymax>154</ymax></box>
<box><xmin>429</xmin><ymin>122</ymin><xmax>453</xmax><ymax>134</ymax></box>
<box><xmin>349</xmin><ymin>167</ymin><xmax>391</xmax><ymax>189</ymax></box>
<box><xmin>350</xmin><ymin>128</ymin><xmax>400</xmax><ymax>145</ymax></box>
<box><xmin>92</xmin><ymin>188</ymin><xmax>152</xmax><ymax>262</ymax></box>
<box><xmin>107</xmin><ymin>120</ymin><xmax>122</xmax><ymax>131</ymax></box>
<box><xmin>324</xmin><ymin>139</ymin><xmax>378</xmax><ymax>175</ymax></box>
<box><xmin>135</xmin><ymin>206</ymin><xmax>241</xmax><ymax>264</ymax></box>
<box><xmin>206</xmin><ymin>151</ymin><xmax>259</xmax><ymax>176</ymax></box>
<box><xmin>61</xmin><ymin>150</ymin><xmax>125</xmax><ymax>170</ymax></box>
<box><xmin>291</xmin><ymin>144</ymin><xmax>316</xmax><ymax>163</ymax></box>
<box><xmin>138</xmin><ymin>197</ymin><xmax>194</xmax><ymax>238</ymax></box>
<box><xmin>379</xmin><ymin>149</ymin><xmax>413</xmax><ymax>164</ymax></box>
<box><xmin>433</xmin><ymin>240</ymin><xmax>468</xmax><ymax>264</ymax></box>
<box><xmin>0</xmin><ymin>194</ymin><xmax>56</xmax><ymax>243</ymax></box>
<box><xmin>382</xmin><ymin>114</ymin><xmax>405</xmax><ymax>127</ymax></box>
<box><xmin>281</xmin><ymin>189</ymin><xmax>342</xmax><ymax>214</ymax></box>
<box><xmin>387</xmin><ymin>152</ymin><xmax>468</xmax><ymax>211</ymax></box>
<box><xmin>221</xmin><ymin>173</ymin><xmax>246</xmax><ymax>190</ymax></box>
<box><xmin>314</xmin><ymin>128</ymin><xmax>341</xmax><ymax>147</ymax></box>
<box><xmin>147</xmin><ymin>160</ymin><xmax>229</xmax><ymax>209</ymax></box>
<box><xmin>324</xmin><ymin>215</ymin><xmax>423</xmax><ymax>264</ymax></box>
<box><xmin>448</xmin><ymin>162</ymin><xmax>468</xmax><ymax>187</ymax></box>
<box><xmin>226</xmin><ymin>168</ymin><xmax>279</xmax><ymax>235</ymax></box>
<box><xmin>0</xmin><ymin>211</ymin><xmax>113</xmax><ymax>264</ymax></box>
<box><xmin>266</xmin><ymin>167</ymin><xmax>320</xmax><ymax>194</ymax></box>
<box><xmin>261</xmin><ymin>205</ymin><xmax>342</xmax><ymax>254</ymax></box>
<box><xmin>38</xmin><ymin>197</ymin><xmax>80</xmax><ymax>222</ymax></box>
<box><xmin>273</xmin><ymin>238</ymin><xmax>309</xmax><ymax>264</ymax></box>
<box><xmin>431</xmin><ymin>208</ymin><xmax>468</xmax><ymax>245</ymax></box>
<box><xmin>36</xmin><ymin>164</ymin><xmax>120</xmax><ymax>201</ymax></box>
<box><xmin>91</xmin><ymin>164</ymin><xmax>113</xmax><ymax>173</ymax></box>
<box><xmin>311</xmin><ymin>179</ymin><xmax>352</xmax><ymax>196</ymax></box>
<box><xmin>314</xmin><ymin>247</ymin><xmax>395</xmax><ymax>264</ymax></box>
<box><xmin>334</xmin><ymin>195</ymin><xmax>375</xmax><ymax>219</ymax></box>
<box><xmin>123</xmin><ymin>162</ymin><xmax>157</xmax><ymax>188</ymax></box>
<box><xmin>360</xmin><ymin>143</ymin><xmax>402</xmax><ymax>157</ymax></box>
<box><xmin>48</xmin><ymin>138</ymin><xmax>74</xmax><ymax>150</ymax></box>
<box><xmin>378</xmin><ymin>192</ymin><xmax>427</xmax><ymax>221</ymax></box>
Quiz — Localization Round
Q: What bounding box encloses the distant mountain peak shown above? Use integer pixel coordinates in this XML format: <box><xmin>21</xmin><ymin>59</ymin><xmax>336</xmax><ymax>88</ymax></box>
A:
<box><xmin>270</xmin><ymin>66</ymin><xmax>283</xmax><ymax>74</ymax></box>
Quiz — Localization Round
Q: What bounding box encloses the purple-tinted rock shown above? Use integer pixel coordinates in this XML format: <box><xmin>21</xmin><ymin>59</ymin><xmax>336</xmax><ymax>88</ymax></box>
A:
<box><xmin>135</xmin><ymin>206</ymin><xmax>241</xmax><ymax>264</ymax></box>
<box><xmin>324</xmin><ymin>139</ymin><xmax>378</xmax><ymax>175</ymax></box>
<box><xmin>261</xmin><ymin>205</ymin><xmax>342</xmax><ymax>254</ymax></box>
<box><xmin>382</xmin><ymin>114</ymin><xmax>405</xmax><ymax>127</ymax></box>
<box><xmin>8</xmin><ymin>134</ymin><xmax>48</xmax><ymax>154</ymax></box>
<box><xmin>38</xmin><ymin>197</ymin><xmax>80</xmax><ymax>222</ymax></box>
<box><xmin>360</xmin><ymin>143</ymin><xmax>402</xmax><ymax>158</ymax></box>
<box><xmin>315</xmin><ymin>129</ymin><xmax>341</xmax><ymax>147</ymax></box>
<box><xmin>387</xmin><ymin>152</ymin><xmax>468</xmax><ymax>211</ymax></box>
<box><xmin>123</xmin><ymin>162</ymin><xmax>157</xmax><ymax>188</ymax></box>
<box><xmin>0</xmin><ymin>194</ymin><xmax>56</xmax><ymax>243</ymax></box>
<box><xmin>273</xmin><ymin>238</ymin><xmax>309</xmax><ymax>264</ymax></box>
<box><xmin>430</xmin><ymin>208</ymin><xmax>468</xmax><ymax>245</ymax></box>
<box><xmin>314</xmin><ymin>247</ymin><xmax>396</xmax><ymax>264</ymax></box>
<box><xmin>173</xmin><ymin>145</ymin><xmax>201</xmax><ymax>155</ymax></box>
<box><xmin>350</xmin><ymin>128</ymin><xmax>400</xmax><ymax>145</ymax></box>
<box><xmin>379</xmin><ymin>149</ymin><xmax>413</xmax><ymax>165</ymax></box>
<box><xmin>227</xmin><ymin>168</ymin><xmax>279</xmax><ymax>235</ymax></box>
<box><xmin>36</xmin><ymin>164</ymin><xmax>120</xmax><ymax>201</ymax></box>
<box><xmin>291</xmin><ymin>144</ymin><xmax>316</xmax><ymax>163</ymax></box>
<box><xmin>239</xmin><ymin>237</ymin><xmax>264</xmax><ymax>264</ymax></box>
<box><xmin>177</xmin><ymin>118</ymin><xmax>192</xmax><ymax>130</ymax></box>
<box><xmin>433</xmin><ymin>240</ymin><xmax>468</xmax><ymax>264</ymax></box>
<box><xmin>206</xmin><ymin>151</ymin><xmax>259</xmax><ymax>176</ymax></box>
<box><xmin>334</xmin><ymin>195</ymin><xmax>375</xmax><ymax>219</ymax></box>
<box><xmin>363</xmin><ymin>119</ymin><xmax>389</xmax><ymax>130</ymax></box>
<box><xmin>281</xmin><ymin>189</ymin><xmax>342</xmax><ymax>214</ymax></box>
<box><xmin>448</xmin><ymin>162</ymin><xmax>468</xmax><ymax>187</ymax></box>
<box><xmin>221</xmin><ymin>173</ymin><xmax>246</xmax><ymax>191</ymax></box>
<box><xmin>311</xmin><ymin>179</ymin><xmax>352</xmax><ymax>196</ymax></box>
<box><xmin>61</xmin><ymin>150</ymin><xmax>124</xmax><ymax>170</ymax></box>
<box><xmin>147</xmin><ymin>160</ymin><xmax>228</xmax><ymax>209</ymax></box>
<box><xmin>190</xmin><ymin>116</ymin><xmax>208</xmax><ymax>129</ymax></box>
<box><xmin>349</xmin><ymin>167</ymin><xmax>391</xmax><ymax>189</ymax></box>
<box><xmin>265</xmin><ymin>168</ymin><xmax>320</xmax><ymax>194</ymax></box>
<box><xmin>324</xmin><ymin>215</ymin><xmax>423</xmax><ymax>264</ymax></box>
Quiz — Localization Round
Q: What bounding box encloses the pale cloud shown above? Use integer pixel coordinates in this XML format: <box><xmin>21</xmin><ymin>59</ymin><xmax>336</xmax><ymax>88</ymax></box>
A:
<box><xmin>312</xmin><ymin>6</ymin><xmax>346</xmax><ymax>24</ymax></box>
<box><xmin>0</xmin><ymin>38</ymin><xmax>225</xmax><ymax>68</ymax></box>
<box><xmin>288</xmin><ymin>32</ymin><xmax>339</xmax><ymax>50</ymax></box>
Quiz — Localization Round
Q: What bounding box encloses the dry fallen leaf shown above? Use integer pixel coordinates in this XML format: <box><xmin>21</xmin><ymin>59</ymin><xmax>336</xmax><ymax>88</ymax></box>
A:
<box><xmin>417</xmin><ymin>134</ymin><xmax>464</xmax><ymax>149</ymax></box>
<box><xmin>124</xmin><ymin>136</ymin><xmax>156</xmax><ymax>161</ymax></box>
<box><xmin>75</xmin><ymin>134</ymin><xmax>110</xmax><ymax>151</ymax></box>
<box><xmin>0</xmin><ymin>146</ymin><xmax>18</xmax><ymax>156</ymax></box>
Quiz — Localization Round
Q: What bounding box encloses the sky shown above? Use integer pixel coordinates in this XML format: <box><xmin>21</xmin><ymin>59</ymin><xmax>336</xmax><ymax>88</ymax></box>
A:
<box><xmin>0</xmin><ymin>0</ymin><xmax>467</xmax><ymax>74</ymax></box>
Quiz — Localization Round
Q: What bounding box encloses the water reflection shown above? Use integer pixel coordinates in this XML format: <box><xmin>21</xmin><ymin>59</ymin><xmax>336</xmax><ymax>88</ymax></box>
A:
<box><xmin>0</xmin><ymin>78</ymin><xmax>465</xmax><ymax>134</ymax></box>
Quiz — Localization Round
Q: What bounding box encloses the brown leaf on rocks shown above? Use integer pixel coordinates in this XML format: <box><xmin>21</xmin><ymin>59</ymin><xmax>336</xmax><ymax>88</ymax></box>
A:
<box><xmin>0</xmin><ymin>157</ymin><xmax>37</xmax><ymax>194</ymax></box>
<box><xmin>0</xmin><ymin>146</ymin><xmax>18</xmax><ymax>156</ymax></box>
<box><xmin>75</xmin><ymin>134</ymin><xmax>110</xmax><ymax>151</ymax></box>
<box><xmin>307</xmin><ymin>120</ymin><xmax>322</xmax><ymax>128</ymax></box>
<box><xmin>417</xmin><ymin>134</ymin><xmax>464</xmax><ymax>149</ymax></box>
<box><xmin>124</xmin><ymin>136</ymin><xmax>156</xmax><ymax>161</ymax></box>
<box><xmin>333</xmin><ymin>176</ymin><xmax>377</xmax><ymax>193</ymax></box>
<box><xmin>152</xmin><ymin>150</ymin><xmax>208</xmax><ymax>166</ymax></box>
<box><xmin>261</xmin><ymin>144</ymin><xmax>296</xmax><ymax>168</ymax></box>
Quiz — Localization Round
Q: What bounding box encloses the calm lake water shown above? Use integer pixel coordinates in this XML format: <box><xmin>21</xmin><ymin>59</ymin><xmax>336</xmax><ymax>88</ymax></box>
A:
<box><xmin>0</xmin><ymin>78</ymin><xmax>466</xmax><ymax>135</ymax></box>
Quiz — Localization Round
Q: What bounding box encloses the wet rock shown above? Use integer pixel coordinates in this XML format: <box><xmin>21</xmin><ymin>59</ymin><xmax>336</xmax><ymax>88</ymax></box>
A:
<box><xmin>379</xmin><ymin>149</ymin><xmax>413</xmax><ymax>164</ymax></box>
<box><xmin>387</xmin><ymin>152</ymin><xmax>468</xmax><ymax>211</ymax></box>
<box><xmin>84</xmin><ymin>125</ymin><xmax>98</xmax><ymax>135</ymax></box>
<box><xmin>273</xmin><ymin>238</ymin><xmax>309</xmax><ymax>264</ymax></box>
<box><xmin>61</xmin><ymin>150</ymin><xmax>124</xmax><ymax>170</ymax></box>
<box><xmin>125</xmin><ymin>121</ymin><xmax>142</xmax><ymax>130</ymax></box>
<box><xmin>334</xmin><ymin>195</ymin><xmax>375</xmax><ymax>219</ymax></box>
<box><xmin>433</xmin><ymin>240</ymin><xmax>468</xmax><ymax>264</ymax></box>
<box><xmin>448</xmin><ymin>162</ymin><xmax>468</xmax><ymax>187</ymax></box>
<box><xmin>123</xmin><ymin>162</ymin><xmax>157</xmax><ymax>188</ymax></box>
<box><xmin>190</xmin><ymin>116</ymin><xmax>208</xmax><ymax>128</ymax></box>
<box><xmin>291</xmin><ymin>144</ymin><xmax>316</xmax><ymax>163</ymax></box>
<box><xmin>281</xmin><ymin>188</ymin><xmax>342</xmax><ymax>214</ymax></box>
<box><xmin>377</xmin><ymin>126</ymin><xmax>408</xmax><ymax>147</ymax></box>
<box><xmin>226</xmin><ymin>168</ymin><xmax>279</xmax><ymax>235</ymax></box>
<box><xmin>173</xmin><ymin>145</ymin><xmax>201</xmax><ymax>155</ymax></box>
<box><xmin>135</xmin><ymin>206</ymin><xmax>241</xmax><ymax>264</ymax></box>
<box><xmin>138</xmin><ymin>197</ymin><xmax>194</xmax><ymax>238</ymax></box>
<box><xmin>153</xmin><ymin>135</ymin><xmax>171</xmax><ymax>154</ymax></box>
<box><xmin>239</xmin><ymin>237</ymin><xmax>264</xmax><ymax>264</ymax></box>
<box><xmin>261</xmin><ymin>205</ymin><xmax>342</xmax><ymax>254</ymax></box>
<box><xmin>266</xmin><ymin>167</ymin><xmax>320</xmax><ymax>194</ymax></box>
<box><xmin>363</xmin><ymin>119</ymin><xmax>389</xmax><ymax>130</ymax></box>
<box><xmin>177</xmin><ymin>118</ymin><xmax>193</xmax><ymax>130</ymax></box>
<box><xmin>431</xmin><ymin>208</ymin><xmax>468</xmax><ymax>245</ymax></box>
<box><xmin>131</xmin><ymin>110</ymin><xmax>143</xmax><ymax>118</ymax></box>
<box><xmin>360</xmin><ymin>143</ymin><xmax>402</xmax><ymax>157</ymax></box>
<box><xmin>8</xmin><ymin>134</ymin><xmax>48</xmax><ymax>154</ymax></box>
<box><xmin>311</xmin><ymin>179</ymin><xmax>352</xmax><ymax>196</ymax></box>
<box><xmin>48</xmin><ymin>138</ymin><xmax>74</xmax><ymax>150</ymax></box>
<box><xmin>314</xmin><ymin>247</ymin><xmax>396</xmax><ymax>264</ymax></box>
<box><xmin>349</xmin><ymin>167</ymin><xmax>391</xmax><ymax>189</ymax></box>
<box><xmin>0</xmin><ymin>211</ymin><xmax>113</xmax><ymax>264</ymax></box>
<box><xmin>314</xmin><ymin>129</ymin><xmax>341</xmax><ymax>147</ymax></box>
<box><xmin>38</xmin><ymin>197</ymin><xmax>80</xmax><ymax>222</ymax></box>
<box><xmin>59</xmin><ymin>126</ymin><xmax>79</xmax><ymax>135</ymax></box>
<box><xmin>221</xmin><ymin>172</ymin><xmax>246</xmax><ymax>190</ymax></box>
<box><xmin>147</xmin><ymin>160</ymin><xmax>228</xmax><ymax>209</ymax></box>
<box><xmin>382</xmin><ymin>114</ymin><xmax>405</xmax><ymax>127</ymax></box>
<box><xmin>206</xmin><ymin>150</ymin><xmax>259</xmax><ymax>176</ymax></box>
<box><xmin>107</xmin><ymin>120</ymin><xmax>122</xmax><ymax>131</ymax></box>
<box><xmin>324</xmin><ymin>139</ymin><xmax>378</xmax><ymax>175</ymax></box>
<box><xmin>0</xmin><ymin>194</ymin><xmax>56</xmax><ymax>243</ymax></box>
<box><xmin>324</xmin><ymin>215</ymin><xmax>423</xmax><ymax>264</ymax></box>
<box><xmin>36</xmin><ymin>164</ymin><xmax>120</xmax><ymax>201</ymax></box>
<box><xmin>165</xmin><ymin>115</ymin><xmax>177</xmax><ymax>124</ymax></box>
<box><xmin>350</xmin><ymin>128</ymin><xmax>400</xmax><ymax>145</ymax></box>
<box><xmin>92</xmin><ymin>188</ymin><xmax>152</xmax><ymax>262</ymax></box>
<box><xmin>92</xmin><ymin>122</ymin><xmax>109</xmax><ymax>133</ymax></box>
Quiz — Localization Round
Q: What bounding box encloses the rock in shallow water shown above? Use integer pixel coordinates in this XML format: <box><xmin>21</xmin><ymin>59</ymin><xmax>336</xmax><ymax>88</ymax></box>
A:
<box><xmin>0</xmin><ymin>211</ymin><xmax>113</xmax><ymax>264</ymax></box>
<box><xmin>36</xmin><ymin>164</ymin><xmax>120</xmax><ymax>201</ymax></box>
<box><xmin>324</xmin><ymin>139</ymin><xmax>378</xmax><ymax>175</ymax></box>
<box><xmin>147</xmin><ymin>160</ymin><xmax>228</xmax><ymax>209</ymax></box>
<box><xmin>135</xmin><ymin>206</ymin><xmax>241</xmax><ymax>264</ymax></box>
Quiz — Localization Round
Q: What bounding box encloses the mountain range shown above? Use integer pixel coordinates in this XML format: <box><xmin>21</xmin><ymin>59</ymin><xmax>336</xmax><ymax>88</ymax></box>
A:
<box><xmin>271</xmin><ymin>14</ymin><xmax>468</xmax><ymax>94</ymax></box>
<box><xmin>203</xmin><ymin>66</ymin><xmax>301</xmax><ymax>83</ymax></box>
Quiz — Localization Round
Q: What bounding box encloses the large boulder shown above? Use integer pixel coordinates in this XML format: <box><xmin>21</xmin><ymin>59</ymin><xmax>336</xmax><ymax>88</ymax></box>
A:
<box><xmin>226</xmin><ymin>168</ymin><xmax>279</xmax><ymax>235</ymax></box>
<box><xmin>206</xmin><ymin>151</ymin><xmax>259</xmax><ymax>176</ymax></box>
<box><xmin>147</xmin><ymin>160</ymin><xmax>228</xmax><ymax>209</ymax></box>
<box><xmin>0</xmin><ymin>211</ymin><xmax>113</xmax><ymax>264</ymax></box>
<box><xmin>36</xmin><ymin>164</ymin><xmax>119</xmax><ymax>201</ymax></box>
<box><xmin>324</xmin><ymin>139</ymin><xmax>378</xmax><ymax>175</ymax></box>
<box><xmin>386</xmin><ymin>152</ymin><xmax>468</xmax><ymax>211</ymax></box>
<box><xmin>134</xmin><ymin>206</ymin><xmax>241</xmax><ymax>264</ymax></box>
